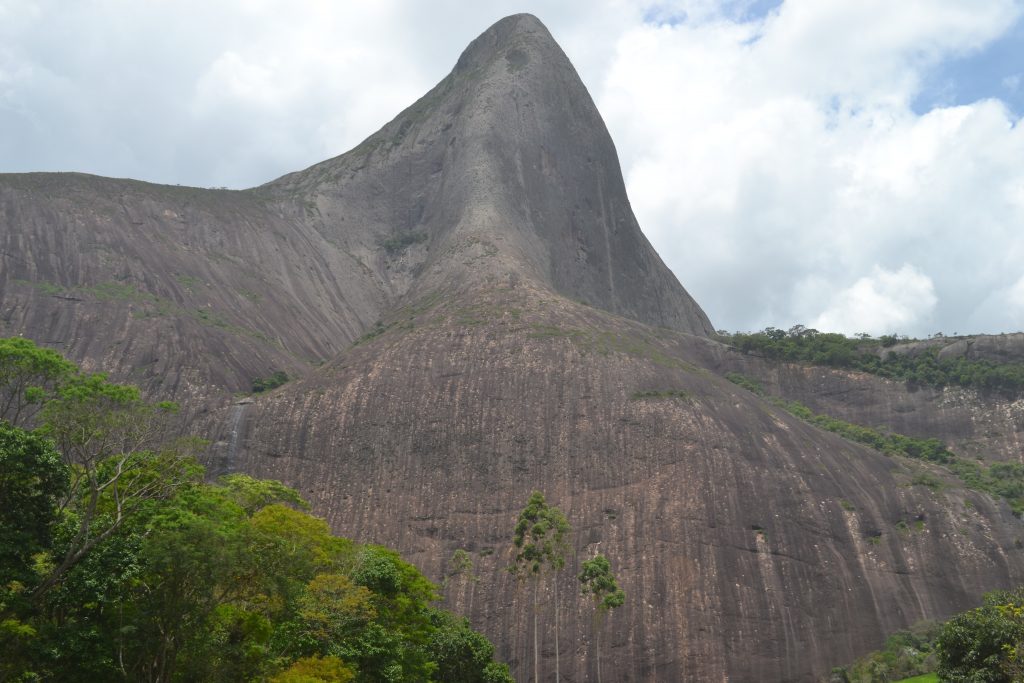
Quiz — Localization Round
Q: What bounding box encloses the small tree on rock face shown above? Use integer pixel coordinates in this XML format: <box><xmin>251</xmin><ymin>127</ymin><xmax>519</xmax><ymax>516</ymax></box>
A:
<box><xmin>578</xmin><ymin>554</ymin><xmax>625</xmax><ymax>683</ymax></box>
<box><xmin>512</xmin><ymin>491</ymin><xmax>570</xmax><ymax>683</ymax></box>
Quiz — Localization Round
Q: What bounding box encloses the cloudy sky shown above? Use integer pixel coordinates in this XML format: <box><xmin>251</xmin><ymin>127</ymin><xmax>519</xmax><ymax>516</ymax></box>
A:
<box><xmin>3</xmin><ymin>0</ymin><xmax>1024</xmax><ymax>337</ymax></box>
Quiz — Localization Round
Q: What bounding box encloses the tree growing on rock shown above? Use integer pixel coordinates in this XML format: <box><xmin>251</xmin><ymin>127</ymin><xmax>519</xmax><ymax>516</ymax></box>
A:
<box><xmin>578</xmin><ymin>554</ymin><xmax>625</xmax><ymax>683</ymax></box>
<box><xmin>512</xmin><ymin>491</ymin><xmax>570</xmax><ymax>683</ymax></box>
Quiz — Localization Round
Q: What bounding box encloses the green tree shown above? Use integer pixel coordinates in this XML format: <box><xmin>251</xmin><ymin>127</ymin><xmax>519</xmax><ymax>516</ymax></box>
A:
<box><xmin>512</xmin><ymin>491</ymin><xmax>570</xmax><ymax>683</ymax></box>
<box><xmin>425</xmin><ymin>609</ymin><xmax>514</xmax><ymax>683</ymax></box>
<box><xmin>0</xmin><ymin>336</ymin><xmax>75</xmax><ymax>427</ymax></box>
<box><xmin>0</xmin><ymin>423</ymin><xmax>70</xmax><ymax>680</ymax></box>
<box><xmin>31</xmin><ymin>372</ymin><xmax>199</xmax><ymax>604</ymax></box>
<box><xmin>936</xmin><ymin>588</ymin><xmax>1024</xmax><ymax>682</ymax></box>
<box><xmin>0</xmin><ymin>424</ymin><xmax>69</xmax><ymax>585</ymax></box>
<box><xmin>578</xmin><ymin>554</ymin><xmax>625</xmax><ymax>683</ymax></box>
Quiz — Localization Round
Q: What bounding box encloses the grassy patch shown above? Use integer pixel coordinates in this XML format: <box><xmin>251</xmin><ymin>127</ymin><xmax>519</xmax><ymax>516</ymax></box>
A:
<box><xmin>13</xmin><ymin>279</ymin><xmax>65</xmax><ymax>295</ymax></box>
<box><xmin>175</xmin><ymin>274</ymin><xmax>203</xmax><ymax>292</ymax></box>
<box><xmin>725</xmin><ymin>372</ymin><xmax>764</xmax><ymax>395</ymax></box>
<box><xmin>80</xmin><ymin>281</ymin><xmax>154</xmax><ymax>302</ymax></box>
<box><xmin>894</xmin><ymin>675</ymin><xmax>938</xmax><ymax>683</ymax></box>
<box><xmin>911</xmin><ymin>471</ymin><xmax>944</xmax><ymax>491</ymax></box>
<box><xmin>252</xmin><ymin>370</ymin><xmax>289</xmax><ymax>393</ymax></box>
<box><xmin>631</xmin><ymin>389</ymin><xmax>691</xmax><ymax>401</ymax></box>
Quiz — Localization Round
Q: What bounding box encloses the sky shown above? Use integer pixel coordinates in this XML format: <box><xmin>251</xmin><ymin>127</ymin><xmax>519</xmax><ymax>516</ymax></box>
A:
<box><xmin>2</xmin><ymin>0</ymin><xmax>1023</xmax><ymax>337</ymax></box>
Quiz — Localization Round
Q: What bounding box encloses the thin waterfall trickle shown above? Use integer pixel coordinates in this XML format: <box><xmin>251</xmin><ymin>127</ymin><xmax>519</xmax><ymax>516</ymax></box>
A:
<box><xmin>224</xmin><ymin>399</ymin><xmax>252</xmax><ymax>474</ymax></box>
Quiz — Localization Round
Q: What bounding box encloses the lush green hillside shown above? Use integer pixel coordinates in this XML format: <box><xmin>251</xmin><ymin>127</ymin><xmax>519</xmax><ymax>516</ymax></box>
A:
<box><xmin>722</xmin><ymin>327</ymin><xmax>1024</xmax><ymax>396</ymax></box>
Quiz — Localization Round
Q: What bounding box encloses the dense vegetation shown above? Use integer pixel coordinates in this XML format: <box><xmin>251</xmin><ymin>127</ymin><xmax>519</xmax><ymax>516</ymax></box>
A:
<box><xmin>828</xmin><ymin>620</ymin><xmax>941</xmax><ymax>682</ymax></box>
<box><xmin>830</xmin><ymin>587</ymin><xmax>1024</xmax><ymax>682</ymax></box>
<box><xmin>252</xmin><ymin>370</ymin><xmax>289</xmax><ymax>393</ymax></box>
<box><xmin>722</xmin><ymin>326</ymin><xmax>1024</xmax><ymax>396</ymax></box>
<box><xmin>0</xmin><ymin>338</ymin><xmax>512</xmax><ymax>682</ymax></box>
<box><xmin>726</xmin><ymin>373</ymin><xmax>1024</xmax><ymax>515</ymax></box>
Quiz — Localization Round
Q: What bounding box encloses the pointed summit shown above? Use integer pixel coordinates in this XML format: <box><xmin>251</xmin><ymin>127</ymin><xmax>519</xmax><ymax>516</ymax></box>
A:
<box><xmin>268</xmin><ymin>15</ymin><xmax>713</xmax><ymax>336</ymax></box>
<box><xmin>451</xmin><ymin>13</ymin><xmax>566</xmax><ymax>75</ymax></box>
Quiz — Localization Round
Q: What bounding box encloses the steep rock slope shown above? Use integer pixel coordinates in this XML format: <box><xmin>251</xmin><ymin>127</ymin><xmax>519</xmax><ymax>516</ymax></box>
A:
<box><xmin>0</xmin><ymin>175</ymin><xmax>384</xmax><ymax>402</ymax></box>
<box><xmin>0</xmin><ymin>16</ymin><xmax>710</xmax><ymax>404</ymax></box>
<box><xmin>260</xmin><ymin>14</ymin><xmax>712</xmax><ymax>336</ymax></box>
<box><xmin>230</xmin><ymin>285</ymin><xmax>1024</xmax><ymax>682</ymax></box>
<box><xmin>698</xmin><ymin>336</ymin><xmax>1024</xmax><ymax>464</ymax></box>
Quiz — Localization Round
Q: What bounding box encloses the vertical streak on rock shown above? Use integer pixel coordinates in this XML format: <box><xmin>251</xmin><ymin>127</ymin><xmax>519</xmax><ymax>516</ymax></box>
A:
<box><xmin>226</xmin><ymin>402</ymin><xmax>250</xmax><ymax>474</ymax></box>
<box><xmin>597</xmin><ymin>176</ymin><xmax>615</xmax><ymax>309</ymax></box>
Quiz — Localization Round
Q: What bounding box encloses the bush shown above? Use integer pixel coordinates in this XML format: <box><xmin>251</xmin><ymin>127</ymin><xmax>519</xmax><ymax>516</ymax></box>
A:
<box><xmin>936</xmin><ymin>588</ymin><xmax>1024</xmax><ymax>681</ymax></box>
<box><xmin>252</xmin><ymin>370</ymin><xmax>289</xmax><ymax>393</ymax></box>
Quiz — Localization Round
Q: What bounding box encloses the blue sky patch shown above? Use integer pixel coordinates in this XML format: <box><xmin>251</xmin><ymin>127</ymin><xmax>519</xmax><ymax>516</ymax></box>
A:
<box><xmin>913</xmin><ymin>16</ymin><xmax>1024</xmax><ymax>117</ymax></box>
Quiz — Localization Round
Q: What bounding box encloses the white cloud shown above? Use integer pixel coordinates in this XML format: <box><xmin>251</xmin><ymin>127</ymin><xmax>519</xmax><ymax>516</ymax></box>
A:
<box><xmin>968</xmin><ymin>274</ymin><xmax>1024</xmax><ymax>333</ymax></box>
<box><xmin>599</xmin><ymin>0</ymin><xmax>1024</xmax><ymax>335</ymax></box>
<box><xmin>811</xmin><ymin>265</ymin><xmax>937</xmax><ymax>335</ymax></box>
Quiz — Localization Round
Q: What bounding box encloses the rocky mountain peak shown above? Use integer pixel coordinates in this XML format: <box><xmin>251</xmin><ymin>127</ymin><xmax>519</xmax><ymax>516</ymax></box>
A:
<box><xmin>267</xmin><ymin>14</ymin><xmax>714</xmax><ymax>336</ymax></box>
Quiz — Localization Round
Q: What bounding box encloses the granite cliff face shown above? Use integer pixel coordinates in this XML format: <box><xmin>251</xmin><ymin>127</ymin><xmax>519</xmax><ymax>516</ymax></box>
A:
<box><xmin>261</xmin><ymin>14</ymin><xmax>712</xmax><ymax>336</ymax></box>
<box><xmin>2</xmin><ymin>14</ymin><xmax>1023</xmax><ymax>682</ymax></box>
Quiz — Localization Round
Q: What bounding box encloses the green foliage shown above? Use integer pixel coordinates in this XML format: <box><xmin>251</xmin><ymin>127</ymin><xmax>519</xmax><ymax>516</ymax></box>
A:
<box><xmin>0</xmin><ymin>337</ymin><xmax>76</xmax><ymax>426</ymax></box>
<box><xmin>513</xmin><ymin>491</ymin><xmax>570</xmax><ymax>577</ymax></box>
<box><xmin>911</xmin><ymin>471</ymin><xmax>944</xmax><ymax>491</ymax></box>
<box><xmin>252</xmin><ymin>370</ymin><xmax>290</xmax><ymax>393</ymax></box>
<box><xmin>2</xmin><ymin>468</ymin><xmax>509</xmax><ymax>682</ymax></box>
<box><xmin>722</xmin><ymin>327</ymin><xmax>1024</xmax><ymax>397</ymax></box>
<box><xmin>837</xmin><ymin>589</ymin><xmax>1024</xmax><ymax>682</ymax></box>
<box><xmin>220</xmin><ymin>472</ymin><xmax>309</xmax><ymax>513</ymax></box>
<box><xmin>579</xmin><ymin>555</ymin><xmax>625</xmax><ymax>613</ymax></box>
<box><xmin>578</xmin><ymin>554</ymin><xmax>623</xmax><ymax>683</ymax></box>
<box><xmin>270</xmin><ymin>654</ymin><xmax>355</xmax><ymax>682</ymax></box>
<box><xmin>0</xmin><ymin>424</ymin><xmax>69</xmax><ymax>587</ymax></box>
<box><xmin>381</xmin><ymin>231</ymin><xmax>428</xmax><ymax>254</ymax></box>
<box><xmin>270</xmin><ymin>655</ymin><xmax>355</xmax><ymax>682</ymax></box>
<box><xmin>834</xmin><ymin>621</ymin><xmax>941</xmax><ymax>682</ymax></box>
<box><xmin>426</xmin><ymin>610</ymin><xmax>514</xmax><ymax>683</ymax></box>
<box><xmin>445</xmin><ymin>548</ymin><xmax>477</xmax><ymax>587</ymax></box>
<box><xmin>725</xmin><ymin>372</ymin><xmax>765</xmax><ymax>395</ymax></box>
<box><xmin>512</xmin><ymin>491</ymin><xmax>571</xmax><ymax>683</ymax></box>
<box><xmin>936</xmin><ymin>587</ymin><xmax>1024</xmax><ymax>681</ymax></box>
<box><xmin>631</xmin><ymin>389</ymin><xmax>691</xmax><ymax>400</ymax></box>
<box><xmin>771</xmin><ymin>398</ymin><xmax>954</xmax><ymax>464</ymax></box>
